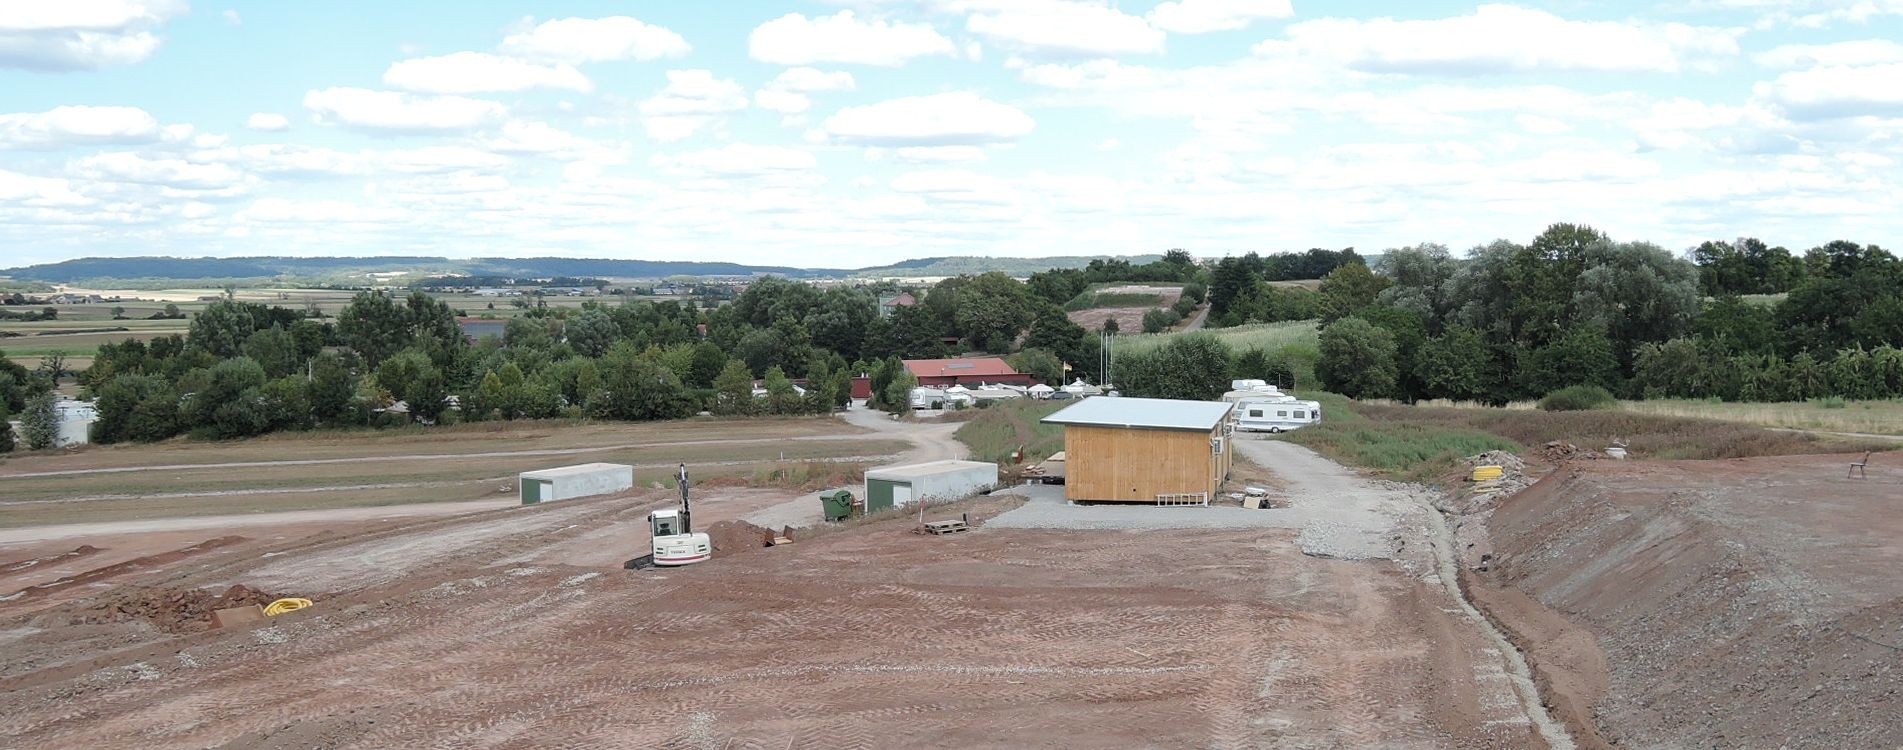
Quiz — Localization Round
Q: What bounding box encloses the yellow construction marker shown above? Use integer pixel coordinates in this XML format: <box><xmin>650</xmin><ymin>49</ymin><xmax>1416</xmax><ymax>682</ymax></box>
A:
<box><xmin>1471</xmin><ymin>465</ymin><xmax>1504</xmax><ymax>482</ymax></box>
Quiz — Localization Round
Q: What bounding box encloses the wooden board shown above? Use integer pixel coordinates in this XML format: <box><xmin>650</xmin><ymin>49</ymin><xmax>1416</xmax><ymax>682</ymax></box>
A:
<box><xmin>1061</xmin><ymin>424</ymin><xmax>1230</xmax><ymax>503</ymax></box>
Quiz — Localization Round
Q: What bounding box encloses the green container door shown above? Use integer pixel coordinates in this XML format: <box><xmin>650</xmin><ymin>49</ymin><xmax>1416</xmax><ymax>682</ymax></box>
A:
<box><xmin>521</xmin><ymin>479</ymin><xmax>545</xmax><ymax>505</ymax></box>
<box><xmin>865</xmin><ymin>479</ymin><xmax>901</xmax><ymax>513</ymax></box>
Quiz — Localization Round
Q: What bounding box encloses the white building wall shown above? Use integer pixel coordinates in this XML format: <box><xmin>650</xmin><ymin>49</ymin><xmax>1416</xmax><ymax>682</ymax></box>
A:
<box><xmin>867</xmin><ymin>461</ymin><xmax>999</xmax><ymax>506</ymax></box>
<box><xmin>521</xmin><ymin>464</ymin><xmax>635</xmax><ymax>502</ymax></box>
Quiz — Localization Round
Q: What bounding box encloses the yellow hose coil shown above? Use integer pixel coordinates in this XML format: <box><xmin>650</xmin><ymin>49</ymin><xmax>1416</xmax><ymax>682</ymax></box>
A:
<box><xmin>263</xmin><ymin>598</ymin><xmax>313</xmax><ymax>617</ymax></box>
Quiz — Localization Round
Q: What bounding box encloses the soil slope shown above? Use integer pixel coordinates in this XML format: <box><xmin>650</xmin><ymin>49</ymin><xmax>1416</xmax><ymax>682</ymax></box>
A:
<box><xmin>1478</xmin><ymin>452</ymin><xmax>1903</xmax><ymax>749</ymax></box>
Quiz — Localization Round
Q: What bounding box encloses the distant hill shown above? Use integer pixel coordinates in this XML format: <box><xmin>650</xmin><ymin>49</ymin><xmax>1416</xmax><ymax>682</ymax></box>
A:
<box><xmin>4</xmin><ymin>253</ymin><xmax>1171</xmax><ymax>284</ymax></box>
<box><xmin>2</xmin><ymin>256</ymin><xmax>848</xmax><ymax>283</ymax></box>
<box><xmin>851</xmin><ymin>255</ymin><xmax>1163</xmax><ymax>278</ymax></box>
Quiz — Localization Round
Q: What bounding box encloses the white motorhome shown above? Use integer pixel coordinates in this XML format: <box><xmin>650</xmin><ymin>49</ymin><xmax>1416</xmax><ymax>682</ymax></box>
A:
<box><xmin>1234</xmin><ymin>398</ymin><xmax>1322</xmax><ymax>433</ymax></box>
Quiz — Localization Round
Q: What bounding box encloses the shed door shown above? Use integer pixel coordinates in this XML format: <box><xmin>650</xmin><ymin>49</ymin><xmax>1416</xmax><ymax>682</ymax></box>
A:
<box><xmin>866</xmin><ymin>479</ymin><xmax>897</xmax><ymax>513</ymax></box>
<box><xmin>891</xmin><ymin>483</ymin><xmax>913</xmax><ymax>507</ymax></box>
<box><xmin>521</xmin><ymin>479</ymin><xmax>545</xmax><ymax>505</ymax></box>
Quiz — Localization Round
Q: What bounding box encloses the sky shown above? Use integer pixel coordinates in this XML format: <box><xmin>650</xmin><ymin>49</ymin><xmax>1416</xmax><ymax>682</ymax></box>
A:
<box><xmin>2</xmin><ymin>1</ymin><xmax>1902</xmax><ymax>267</ymax></box>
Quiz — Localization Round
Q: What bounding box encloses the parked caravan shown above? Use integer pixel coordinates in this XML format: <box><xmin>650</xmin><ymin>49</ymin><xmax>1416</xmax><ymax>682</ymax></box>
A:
<box><xmin>1234</xmin><ymin>398</ymin><xmax>1322</xmax><ymax>433</ymax></box>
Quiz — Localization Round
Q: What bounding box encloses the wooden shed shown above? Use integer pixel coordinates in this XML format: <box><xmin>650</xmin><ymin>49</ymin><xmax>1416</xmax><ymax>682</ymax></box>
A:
<box><xmin>1040</xmin><ymin>397</ymin><xmax>1235</xmax><ymax>504</ymax></box>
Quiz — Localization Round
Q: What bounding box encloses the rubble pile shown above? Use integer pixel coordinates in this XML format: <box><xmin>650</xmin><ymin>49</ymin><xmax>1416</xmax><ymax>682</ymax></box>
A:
<box><xmin>78</xmin><ymin>584</ymin><xmax>282</xmax><ymax>633</ymax></box>
<box><xmin>1539</xmin><ymin>441</ymin><xmax>1607</xmax><ymax>462</ymax></box>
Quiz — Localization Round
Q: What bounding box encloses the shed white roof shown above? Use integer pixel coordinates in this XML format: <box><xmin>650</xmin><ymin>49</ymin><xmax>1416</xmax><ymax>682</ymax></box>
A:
<box><xmin>520</xmin><ymin>462</ymin><xmax>633</xmax><ymax>480</ymax></box>
<box><xmin>865</xmin><ymin>459</ymin><xmax>998</xmax><ymax>481</ymax></box>
<box><xmin>1041</xmin><ymin>396</ymin><xmax>1234</xmax><ymax>431</ymax></box>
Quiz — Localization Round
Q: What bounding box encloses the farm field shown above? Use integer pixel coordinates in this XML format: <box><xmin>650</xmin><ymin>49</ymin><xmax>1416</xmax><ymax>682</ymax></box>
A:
<box><xmin>1063</xmin><ymin>283</ymin><xmax>1184</xmax><ymax>334</ymax></box>
<box><xmin>1116</xmin><ymin>320</ymin><xmax>1320</xmax><ymax>358</ymax></box>
<box><xmin>0</xmin><ymin>417</ymin><xmax>896</xmax><ymax>528</ymax></box>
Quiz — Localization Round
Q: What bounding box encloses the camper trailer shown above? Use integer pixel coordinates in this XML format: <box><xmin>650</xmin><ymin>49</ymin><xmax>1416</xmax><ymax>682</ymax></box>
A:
<box><xmin>1222</xmin><ymin>380</ymin><xmax>1297</xmax><ymax>405</ymax></box>
<box><xmin>1234</xmin><ymin>398</ymin><xmax>1322</xmax><ymax>433</ymax></box>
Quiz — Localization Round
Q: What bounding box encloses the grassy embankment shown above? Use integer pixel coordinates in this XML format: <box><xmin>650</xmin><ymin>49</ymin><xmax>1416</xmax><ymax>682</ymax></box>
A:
<box><xmin>1275</xmin><ymin>392</ymin><xmax>1894</xmax><ymax>483</ymax></box>
<box><xmin>953</xmin><ymin>399</ymin><xmax>1069</xmax><ymax>465</ymax></box>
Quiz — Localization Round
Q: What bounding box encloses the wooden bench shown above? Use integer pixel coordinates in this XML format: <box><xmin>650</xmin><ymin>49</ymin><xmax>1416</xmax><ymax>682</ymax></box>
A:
<box><xmin>1849</xmin><ymin>451</ymin><xmax>1871</xmax><ymax>479</ymax></box>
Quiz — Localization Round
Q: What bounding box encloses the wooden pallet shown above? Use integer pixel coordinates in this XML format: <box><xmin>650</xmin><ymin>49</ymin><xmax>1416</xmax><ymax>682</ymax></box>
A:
<box><xmin>920</xmin><ymin>519</ymin><xmax>970</xmax><ymax>535</ymax></box>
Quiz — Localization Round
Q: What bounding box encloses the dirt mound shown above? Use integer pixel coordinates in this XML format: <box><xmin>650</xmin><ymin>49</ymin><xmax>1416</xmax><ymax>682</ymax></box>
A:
<box><xmin>1479</xmin><ymin>455</ymin><xmax>1903</xmax><ymax>748</ymax></box>
<box><xmin>77</xmin><ymin>584</ymin><xmax>287</xmax><ymax>633</ymax></box>
<box><xmin>1538</xmin><ymin>440</ymin><xmax>1605</xmax><ymax>462</ymax></box>
<box><xmin>703</xmin><ymin>520</ymin><xmax>772</xmax><ymax>554</ymax></box>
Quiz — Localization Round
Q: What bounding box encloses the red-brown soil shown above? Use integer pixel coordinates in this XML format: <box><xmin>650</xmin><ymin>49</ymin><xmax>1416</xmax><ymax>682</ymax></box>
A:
<box><xmin>1477</xmin><ymin>451</ymin><xmax>1903</xmax><ymax>749</ymax></box>
<box><xmin>0</xmin><ymin>490</ymin><xmax>1538</xmax><ymax>748</ymax></box>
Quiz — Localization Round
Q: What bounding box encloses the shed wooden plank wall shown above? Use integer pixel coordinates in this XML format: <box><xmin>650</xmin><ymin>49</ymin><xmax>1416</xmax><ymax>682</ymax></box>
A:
<box><xmin>1063</xmin><ymin>424</ymin><xmax>1230</xmax><ymax>503</ymax></box>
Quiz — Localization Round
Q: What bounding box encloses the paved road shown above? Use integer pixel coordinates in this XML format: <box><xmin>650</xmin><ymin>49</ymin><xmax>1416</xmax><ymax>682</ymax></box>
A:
<box><xmin>1180</xmin><ymin>301</ymin><xmax>1210</xmax><ymax>331</ymax></box>
<box><xmin>840</xmin><ymin>402</ymin><xmax>968</xmax><ymax>464</ymax></box>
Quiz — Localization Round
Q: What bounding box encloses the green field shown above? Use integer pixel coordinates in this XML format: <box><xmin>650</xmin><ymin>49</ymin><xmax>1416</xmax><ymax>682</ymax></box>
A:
<box><xmin>1116</xmin><ymin>320</ymin><xmax>1320</xmax><ymax>356</ymax></box>
<box><xmin>1062</xmin><ymin>283</ymin><xmax>1180</xmax><ymax>311</ymax></box>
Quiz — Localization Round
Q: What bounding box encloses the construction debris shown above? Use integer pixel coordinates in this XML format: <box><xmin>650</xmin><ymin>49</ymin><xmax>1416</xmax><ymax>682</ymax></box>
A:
<box><xmin>1539</xmin><ymin>440</ymin><xmax>1606</xmax><ymax>462</ymax></box>
<box><xmin>81</xmin><ymin>584</ymin><xmax>285</xmax><ymax>633</ymax></box>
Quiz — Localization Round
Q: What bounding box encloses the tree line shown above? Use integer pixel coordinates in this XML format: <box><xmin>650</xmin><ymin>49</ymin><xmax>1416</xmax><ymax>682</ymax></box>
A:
<box><xmin>1309</xmin><ymin>224</ymin><xmax>1903</xmax><ymax>404</ymax></box>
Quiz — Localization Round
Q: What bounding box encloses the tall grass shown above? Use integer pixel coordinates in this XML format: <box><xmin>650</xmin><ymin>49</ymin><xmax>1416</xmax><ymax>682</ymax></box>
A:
<box><xmin>1279</xmin><ymin>423</ymin><xmax>1521</xmax><ymax>483</ymax></box>
<box><xmin>1618</xmin><ymin>398</ymin><xmax>1903</xmax><ymax>436</ymax></box>
<box><xmin>953</xmin><ymin>399</ymin><xmax>1067</xmax><ymax>464</ymax></box>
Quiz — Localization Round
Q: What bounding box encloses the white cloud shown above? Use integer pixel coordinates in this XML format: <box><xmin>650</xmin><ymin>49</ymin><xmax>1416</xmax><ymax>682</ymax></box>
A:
<box><xmin>890</xmin><ymin>169</ymin><xmax>1019</xmax><ymax>204</ymax></box>
<box><xmin>1513</xmin><ymin>114</ymin><xmax>1571</xmax><ymax>134</ymax></box>
<box><xmin>1259</xmin><ymin>5</ymin><xmax>1741</xmax><ymax>75</ymax></box>
<box><xmin>872</xmin><ymin>146</ymin><xmax>992</xmax><ymax>163</ymax></box>
<box><xmin>652</xmin><ymin>144</ymin><xmax>819</xmax><ymax>176</ymax></box>
<box><xmin>949</xmin><ymin>0</ymin><xmax>1165</xmax><ymax>57</ymax></box>
<box><xmin>0</xmin><ymin>105</ymin><xmax>161</xmax><ymax>149</ymax></box>
<box><xmin>639</xmin><ymin>70</ymin><xmax>748</xmax><ymax>141</ymax></box>
<box><xmin>0</xmin><ymin>169</ymin><xmax>91</xmax><ymax>207</ymax></box>
<box><xmin>1755</xmin><ymin>39</ymin><xmax>1903</xmax><ymax>68</ymax></box>
<box><xmin>237</xmin><ymin>198</ymin><xmax>410</xmax><ymax>224</ymax></box>
<box><xmin>246</xmin><ymin>113</ymin><xmax>291</xmax><ymax>132</ymax></box>
<box><xmin>1148</xmin><ymin>0</ymin><xmax>1294</xmax><ymax>34</ymax></box>
<box><xmin>1756</xmin><ymin>62</ymin><xmax>1903</xmax><ymax>119</ymax></box>
<box><xmin>754</xmin><ymin>67</ymin><xmax>856</xmax><ymax>114</ymax></box>
<box><xmin>72</xmin><ymin>152</ymin><xmax>248</xmax><ymax>190</ymax></box>
<box><xmin>223</xmin><ymin>10</ymin><xmax>241</xmax><ymax>25</ymax></box>
<box><xmin>478</xmin><ymin>120</ymin><xmax>597</xmax><ymax>156</ymax></box>
<box><xmin>383</xmin><ymin>52</ymin><xmax>593</xmax><ymax>94</ymax></box>
<box><xmin>749</xmin><ymin>11</ymin><xmax>957</xmax><ymax>66</ymax></box>
<box><xmin>499</xmin><ymin>16</ymin><xmax>691</xmax><ymax>63</ymax></box>
<box><xmin>0</xmin><ymin>0</ymin><xmax>184</xmax><ymax>71</ymax></box>
<box><xmin>303</xmin><ymin>87</ymin><xmax>507</xmax><ymax>134</ymax></box>
<box><xmin>822</xmin><ymin>92</ymin><xmax>1034</xmax><ymax>146</ymax></box>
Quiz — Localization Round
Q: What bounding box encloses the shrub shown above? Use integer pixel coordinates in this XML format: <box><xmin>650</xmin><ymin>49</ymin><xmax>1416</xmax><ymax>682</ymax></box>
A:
<box><xmin>1537</xmin><ymin>385</ymin><xmax>1617</xmax><ymax>412</ymax></box>
<box><xmin>1811</xmin><ymin>396</ymin><xmax>1847</xmax><ymax>409</ymax></box>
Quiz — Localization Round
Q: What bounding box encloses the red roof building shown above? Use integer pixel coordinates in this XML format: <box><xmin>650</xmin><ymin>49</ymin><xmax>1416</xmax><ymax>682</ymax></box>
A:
<box><xmin>903</xmin><ymin>357</ymin><xmax>1036</xmax><ymax>387</ymax></box>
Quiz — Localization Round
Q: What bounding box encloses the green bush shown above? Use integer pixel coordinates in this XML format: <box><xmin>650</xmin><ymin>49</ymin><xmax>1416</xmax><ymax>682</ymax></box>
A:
<box><xmin>1811</xmin><ymin>396</ymin><xmax>1847</xmax><ymax>409</ymax></box>
<box><xmin>1538</xmin><ymin>385</ymin><xmax>1617</xmax><ymax>411</ymax></box>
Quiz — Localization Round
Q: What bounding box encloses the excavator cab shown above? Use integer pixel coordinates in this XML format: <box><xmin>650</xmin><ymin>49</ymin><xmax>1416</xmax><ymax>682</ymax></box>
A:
<box><xmin>649</xmin><ymin>509</ymin><xmax>683</xmax><ymax>537</ymax></box>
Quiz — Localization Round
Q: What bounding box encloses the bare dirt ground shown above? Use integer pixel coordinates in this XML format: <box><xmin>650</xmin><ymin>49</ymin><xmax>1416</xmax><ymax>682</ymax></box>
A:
<box><xmin>1472</xmin><ymin>450</ymin><xmax>1903</xmax><ymax>749</ymax></box>
<box><xmin>2</xmin><ymin>490</ymin><xmax>1536</xmax><ymax>749</ymax></box>
<box><xmin>0</xmin><ymin>416</ymin><xmax>1565</xmax><ymax>748</ymax></box>
<box><xmin>1065</xmin><ymin>284</ymin><xmax>1185</xmax><ymax>334</ymax></box>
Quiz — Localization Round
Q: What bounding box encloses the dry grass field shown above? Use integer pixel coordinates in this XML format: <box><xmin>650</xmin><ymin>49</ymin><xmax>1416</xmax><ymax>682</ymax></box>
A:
<box><xmin>1618</xmin><ymin>398</ymin><xmax>1903</xmax><ymax>436</ymax></box>
<box><xmin>0</xmin><ymin>417</ymin><xmax>899</xmax><ymax>528</ymax></box>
